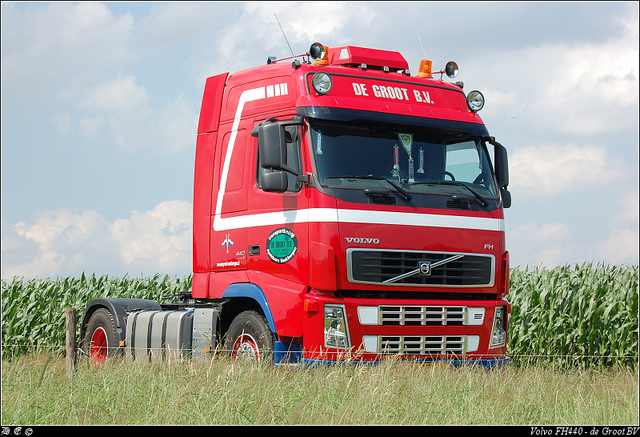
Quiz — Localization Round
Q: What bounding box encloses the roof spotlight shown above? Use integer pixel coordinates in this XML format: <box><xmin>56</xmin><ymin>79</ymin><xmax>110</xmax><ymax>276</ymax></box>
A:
<box><xmin>309</xmin><ymin>42</ymin><xmax>326</xmax><ymax>60</ymax></box>
<box><xmin>445</xmin><ymin>61</ymin><xmax>459</xmax><ymax>78</ymax></box>
<box><xmin>312</xmin><ymin>72</ymin><xmax>332</xmax><ymax>94</ymax></box>
<box><xmin>467</xmin><ymin>90</ymin><xmax>485</xmax><ymax>112</ymax></box>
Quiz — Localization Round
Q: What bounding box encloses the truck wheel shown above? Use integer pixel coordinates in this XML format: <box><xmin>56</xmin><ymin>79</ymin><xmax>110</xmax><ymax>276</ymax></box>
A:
<box><xmin>82</xmin><ymin>308</ymin><xmax>117</xmax><ymax>365</ymax></box>
<box><xmin>225</xmin><ymin>310</ymin><xmax>274</xmax><ymax>364</ymax></box>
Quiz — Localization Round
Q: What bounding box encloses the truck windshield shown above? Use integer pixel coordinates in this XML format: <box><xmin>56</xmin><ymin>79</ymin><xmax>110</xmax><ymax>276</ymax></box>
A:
<box><xmin>309</xmin><ymin>119</ymin><xmax>498</xmax><ymax>198</ymax></box>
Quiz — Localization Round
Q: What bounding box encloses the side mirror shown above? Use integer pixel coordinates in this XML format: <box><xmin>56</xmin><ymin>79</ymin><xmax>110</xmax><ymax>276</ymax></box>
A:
<box><xmin>486</xmin><ymin>137</ymin><xmax>511</xmax><ymax>208</ymax></box>
<box><xmin>261</xmin><ymin>170</ymin><xmax>288</xmax><ymax>193</ymax></box>
<box><xmin>500</xmin><ymin>188</ymin><xmax>512</xmax><ymax>208</ymax></box>
<box><xmin>494</xmin><ymin>142</ymin><xmax>509</xmax><ymax>190</ymax></box>
<box><xmin>258</xmin><ymin>121</ymin><xmax>289</xmax><ymax>171</ymax></box>
<box><xmin>256</xmin><ymin>118</ymin><xmax>303</xmax><ymax>175</ymax></box>
<box><xmin>486</xmin><ymin>137</ymin><xmax>509</xmax><ymax>189</ymax></box>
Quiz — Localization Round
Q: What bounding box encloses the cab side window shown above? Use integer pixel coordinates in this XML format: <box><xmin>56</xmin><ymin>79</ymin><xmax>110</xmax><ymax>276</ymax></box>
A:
<box><xmin>257</xmin><ymin>125</ymin><xmax>303</xmax><ymax>192</ymax></box>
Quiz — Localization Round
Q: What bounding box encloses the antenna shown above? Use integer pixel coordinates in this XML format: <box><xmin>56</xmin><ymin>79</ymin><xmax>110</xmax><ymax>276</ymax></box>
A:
<box><xmin>275</xmin><ymin>14</ymin><xmax>296</xmax><ymax>59</ymax></box>
<box><xmin>417</xmin><ymin>34</ymin><xmax>427</xmax><ymax>58</ymax></box>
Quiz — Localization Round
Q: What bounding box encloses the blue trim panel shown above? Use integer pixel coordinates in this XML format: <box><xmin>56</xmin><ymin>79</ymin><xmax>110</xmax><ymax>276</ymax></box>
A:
<box><xmin>222</xmin><ymin>283</ymin><xmax>276</xmax><ymax>333</ymax></box>
<box><xmin>274</xmin><ymin>341</ymin><xmax>303</xmax><ymax>365</ymax></box>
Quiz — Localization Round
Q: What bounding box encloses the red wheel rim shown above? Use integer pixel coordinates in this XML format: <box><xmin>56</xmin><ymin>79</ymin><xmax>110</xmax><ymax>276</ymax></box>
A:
<box><xmin>231</xmin><ymin>334</ymin><xmax>260</xmax><ymax>363</ymax></box>
<box><xmin>90</xmin><ymin>327</ymin><xmax>108</xmax><ymax>364</ymax></box>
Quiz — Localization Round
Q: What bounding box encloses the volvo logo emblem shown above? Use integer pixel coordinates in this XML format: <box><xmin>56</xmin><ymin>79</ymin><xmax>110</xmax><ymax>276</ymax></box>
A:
<box><xmin>419</xmin><ymin>261</ymin><xmax>432</xmax><ymax>276</ymax></box>
<box><xmin>344</xmin><ymin>237</ymin><xmax>380</xmax><ymax>244</ymax></box>
<box><xmin>383</xmin><ymin>254</ymin><xmax>464</xmax><ymax>284</ymax></box>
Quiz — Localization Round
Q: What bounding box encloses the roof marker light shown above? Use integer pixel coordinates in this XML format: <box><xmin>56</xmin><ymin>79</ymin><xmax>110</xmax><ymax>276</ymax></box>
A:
<box><xmin>417</xmin><ymin>59</ymin><xmax>432</xmax><ymax>78</ymax></box>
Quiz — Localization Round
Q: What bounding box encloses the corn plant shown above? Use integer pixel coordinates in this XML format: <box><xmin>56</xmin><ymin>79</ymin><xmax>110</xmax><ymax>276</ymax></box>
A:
<box><xmin>507</xmin><ymin>263</ymin><xmax>638</xmax><ymax>368</ymax></box>
<box><xmin>1</xmin><ymin>273</ymin><xmax>191</xmax><ymax>359</ymax></box>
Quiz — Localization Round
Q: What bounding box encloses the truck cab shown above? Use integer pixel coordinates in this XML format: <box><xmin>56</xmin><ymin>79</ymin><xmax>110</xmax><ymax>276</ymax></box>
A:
<box><xmin>191</xmin><ymin>43</ymin><xmax>511</xmax><ymax>365</ymax></box>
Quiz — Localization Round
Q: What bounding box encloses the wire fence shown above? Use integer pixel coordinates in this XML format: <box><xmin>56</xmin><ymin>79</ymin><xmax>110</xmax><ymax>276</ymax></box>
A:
<box><xmin>2</xmin><ymin>343</ymin><xmax>637</xmax><ymax>369</ymax></box>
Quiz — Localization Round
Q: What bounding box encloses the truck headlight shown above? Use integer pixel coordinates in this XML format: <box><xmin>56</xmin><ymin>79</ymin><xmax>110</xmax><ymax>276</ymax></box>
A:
<box><xmin>489</xmin><ymin>306</ymin><xmax>507</xmax><ymax>349</ymax></box>
<box><xmin>324</xmin><ymin>304</ymin><xmax>350</xmax><ymax>349</ymax></box>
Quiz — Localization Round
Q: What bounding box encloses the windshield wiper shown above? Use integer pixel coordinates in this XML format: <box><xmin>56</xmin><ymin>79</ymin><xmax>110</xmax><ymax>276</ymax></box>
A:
<box><xmin>325</xmin><ymin>175</ymin><xmax>412</xmax><ymax>201</ymax></box>
<box><xmin>416</xmin><ymin>180</ymin><xmax>489</xmax><ymax>207</ymax></box>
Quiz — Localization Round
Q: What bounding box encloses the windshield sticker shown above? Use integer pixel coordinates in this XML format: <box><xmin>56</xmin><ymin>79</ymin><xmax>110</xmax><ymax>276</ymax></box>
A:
<box><xmin>417</xmin><ymin>147</ymin><xmax>425</xmax><ymax>174</ymax></box>
<box><xmin>398</xmin><ymin>133</ymin><xmax>415</xmax><ymax>182</ymax></box>
<box><xmin>266</xmin><ymin>228</ymin><xmax>298</xmax><ymax>264</ymax></box>
<box><xmin>397</xmin><ymin>133</ymin><xmax>413</xmax><ymax>157</ymax></box>
<box><xmin>316</xmin><ymin>131</ymin><xmax>323</xmax><ymax>155</ymax></box>
<box><xmin>392</xmin><ymin>145</ymin><xmax>400</xmax><ymax>177</ymax></box>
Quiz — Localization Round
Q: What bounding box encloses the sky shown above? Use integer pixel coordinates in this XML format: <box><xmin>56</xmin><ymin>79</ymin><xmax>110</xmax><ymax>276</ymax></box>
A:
<box><xmin>1</xmin><ymin>1</ymin><xmax>638</xmax><ymax>280</ymax></box>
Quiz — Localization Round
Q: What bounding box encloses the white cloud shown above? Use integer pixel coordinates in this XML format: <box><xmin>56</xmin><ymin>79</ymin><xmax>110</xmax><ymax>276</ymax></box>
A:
<box><xmin>110</xmin><ymin>200</ymin><xmax>191</xmax><ymax>269</ymax></box>
<box><xmin>1</xmin><ymin>2</ymin><xmax>135</xmax><ymax>103</ymax></box>
<box><xmin>155</xmin><ymin>93</ymin><xmax>199</xmax><ymax>153</ymax></box>
<box><xmin>78</xmin><ymin>80</ymin><xmax>197</xmax><ymax>152</ymax></box>
<box><xmin>611</xmin><ymin>190</ymin><xmax>640</xmax><ymax>226</ymax></box>
<box><xmin>475</xmin><ymin>20</ymin><xmax>638</xmax><ymax>138</ymax></box>
<box><xmin>249</xmin><ymin>2</ymin><xmax>375</xmax><ymax>44</ymax></box>
<box><xmin>191</xmin><ymin>2</ymin><xmax>377</xmax><ymax>85</ymax></box>
<box><xmin>50</xmin><ymin>113</ymin><xmax>71</xmax><ymax>134</ymax></box>
<box><xmin>2</xmin><ymin>209</ymin><xmax>115</xmax><ymax>279</ymax></box>
<box><xmin>513</xmin><ymin>221</ymin><xmax>570</xmax><ymax>242</ymax></box>
<box><xmin>137</xmin><ymin>3</ymin><xmax>237</xmax><ymax>47</ymax></box>
<box><xmin>509</xmin><ymin>143</ymin><xmax>625</xmax><ymax>196</ymax></box>
<box><xmin>80</xmin><ymin>74</ymin><xmax>150</xmax><ymax>111</ymax></box>
<box><xmin>508</xmin><ymin>221</ymin><xmax>575</xmax><ymax>268</ymax></box>
<box><xmin>1</xmin><ymin>201</ymin><xmax>192</xmax><ymax>280</ymax></box>
<box><xmin>79</xmin><ymin>114</ymin><xmax>106</xmax><ymax>138</ymax></box>
<box><xmin>596</xmin><ymin>190</ymin><xmax>640</xmax><ymax>265</ymax></box>
<box><xmin>596</xmin><ymin>228</ymin><xmax>639</xmax><ymax>266</ymax></box>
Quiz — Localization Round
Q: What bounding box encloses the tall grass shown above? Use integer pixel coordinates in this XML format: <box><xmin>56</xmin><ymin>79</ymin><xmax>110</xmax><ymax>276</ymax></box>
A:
<box><xmin>1</xmin><ymin>353</ymin><xmax>638</xmax><ymax>425</ymax></box>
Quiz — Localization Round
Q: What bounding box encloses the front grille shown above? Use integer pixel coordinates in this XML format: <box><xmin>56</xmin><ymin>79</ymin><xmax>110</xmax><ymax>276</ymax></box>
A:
<box><xmin>347</xmin><ymin>249</ymin><xmax>494</xmax><ymax>287</ymax></box>
<box><xmin>380</xmin><ymin>336</ymin><xmax>466</xmax><ymax>355</ymax></box>
<box><xmin>380</xmin><ymin>305</ymin><xmax>465</xmax><ymax>326</ymax></box>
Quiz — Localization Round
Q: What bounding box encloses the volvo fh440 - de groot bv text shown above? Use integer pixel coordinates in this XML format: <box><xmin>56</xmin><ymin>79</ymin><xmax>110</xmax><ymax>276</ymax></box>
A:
<box><xmin>80</xmin><ymin>43</ymin><xmax>512</xmax><ymax>367</ymax></box>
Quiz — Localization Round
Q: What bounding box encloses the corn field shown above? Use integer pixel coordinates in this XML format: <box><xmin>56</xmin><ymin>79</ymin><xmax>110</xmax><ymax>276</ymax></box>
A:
<box><xmin>507</xmin><ymin>263</ymin><xmax>638</xmax><ymax>368</ymax></box>
<box><xmin>1</xmin><ymin>273</ymin><xmax>190</xmax><ymax>359</ymax></box>
<box><xmin>1</xmin><ymin>264</ymin><xmax>638</xmax><ymax>368</ymax></box>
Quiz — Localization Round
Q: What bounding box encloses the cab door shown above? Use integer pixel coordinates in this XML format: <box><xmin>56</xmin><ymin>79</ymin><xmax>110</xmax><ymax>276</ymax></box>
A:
<box><xmin>210</xmin><ymin>127</ymin><xmax>249</xmax><ymax>272</ymax></box>
<box><xmin>247</xmin><ymin>120</ymin><xmax>309</xmax><ymax>287</ymax></box>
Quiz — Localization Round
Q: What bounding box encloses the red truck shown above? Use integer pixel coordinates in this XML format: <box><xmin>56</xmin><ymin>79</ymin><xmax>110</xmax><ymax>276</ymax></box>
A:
<box><xmin>80</xmin><ymin>42</ymin><xmax>512</xmax><ymax>367</ymax></box>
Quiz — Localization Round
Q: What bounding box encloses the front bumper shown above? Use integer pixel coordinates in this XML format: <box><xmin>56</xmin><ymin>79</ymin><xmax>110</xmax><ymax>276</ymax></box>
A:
<box><xmin>301</xmin><ymin>292</ymin><xmax>510</xmax><ymax>364</ymax></box>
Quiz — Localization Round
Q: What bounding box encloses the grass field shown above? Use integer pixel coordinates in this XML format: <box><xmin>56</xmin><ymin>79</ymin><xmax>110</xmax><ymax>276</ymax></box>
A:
<box><xmin>1</xmin><ymin>353</ymin><xmax>638</xmax><ymax>425</ymax></box>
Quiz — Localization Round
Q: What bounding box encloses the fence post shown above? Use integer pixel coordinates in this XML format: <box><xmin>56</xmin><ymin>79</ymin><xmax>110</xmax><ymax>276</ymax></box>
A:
<box><xmin>66</xmin><ymin>308</ymin><xmax>77</xmax><ymax>378</ymax></box>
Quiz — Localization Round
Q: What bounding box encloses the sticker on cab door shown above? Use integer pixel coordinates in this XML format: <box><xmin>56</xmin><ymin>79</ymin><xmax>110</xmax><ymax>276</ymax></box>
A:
<box><xmin>266</xmin><ymin>228</ymin><xmax>298</xmax><ymax>264</ymax></box>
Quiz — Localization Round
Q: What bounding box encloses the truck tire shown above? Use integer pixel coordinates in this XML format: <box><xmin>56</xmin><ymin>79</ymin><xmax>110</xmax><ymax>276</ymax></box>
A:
<box><xmin>82</xmin><ymin>308</ymin><xmax>117</xmax><ymax>365</ymax></box>
<box><xmin>225</xmin><ymin>310</ymin><xmax>274</xmax><ymax>364</ymax></box>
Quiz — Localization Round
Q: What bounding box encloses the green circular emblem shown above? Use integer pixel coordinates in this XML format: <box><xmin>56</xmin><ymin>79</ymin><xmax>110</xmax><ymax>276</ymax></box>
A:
<box><xmin>266</xmin><ymin>228</ymin><xmax>298</xmax><ymax>264</ymax></box>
